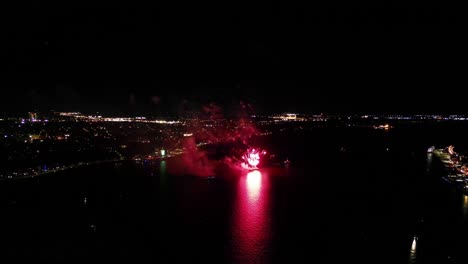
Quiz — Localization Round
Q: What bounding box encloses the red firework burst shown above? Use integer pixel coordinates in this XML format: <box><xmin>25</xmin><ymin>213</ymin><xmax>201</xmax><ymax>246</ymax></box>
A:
<box><xmin>242</xmin><ymin>148</ymin><xmax>267</xmax><ymax>169</ymax></box>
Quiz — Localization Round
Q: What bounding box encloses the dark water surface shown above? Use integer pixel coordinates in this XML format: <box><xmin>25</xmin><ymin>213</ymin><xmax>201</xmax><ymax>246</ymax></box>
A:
<box><xmin>2</xmin><ymin>124</ymin><xmax>468</xmax><ymax>263</ymax></box>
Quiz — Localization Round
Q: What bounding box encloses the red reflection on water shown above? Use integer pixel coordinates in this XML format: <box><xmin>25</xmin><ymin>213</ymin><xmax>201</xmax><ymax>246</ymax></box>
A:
<box><xmin>231</xmin><ymin>170</ymin><xmax>271</xmax><ymax>263</ymax></box>
<box><xmin>247</xmin><ymin>170</ymin><xmax>261</xmax><ymax>202</ymax></box>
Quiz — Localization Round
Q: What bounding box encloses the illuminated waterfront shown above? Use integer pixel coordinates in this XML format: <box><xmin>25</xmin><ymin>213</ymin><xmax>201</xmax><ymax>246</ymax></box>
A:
<box><xmin>3</xmin><ymin>125</ymin><xmax>468</xmax><ymax>263</ymax></box>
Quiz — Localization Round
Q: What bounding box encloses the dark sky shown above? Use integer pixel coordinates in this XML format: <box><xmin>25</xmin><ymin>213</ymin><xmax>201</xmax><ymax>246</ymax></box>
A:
<box><xmin>0</xmin><ymin>4</ymin><xmax>465</xmax><ymax>115</ymax></box>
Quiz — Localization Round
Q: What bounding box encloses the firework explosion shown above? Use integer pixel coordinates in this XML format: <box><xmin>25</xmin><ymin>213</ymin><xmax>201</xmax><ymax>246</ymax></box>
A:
<box><xmin>169</xmin><ymin>102</ymin><xmax>266</xmax><ymax>176</ymax></box>
<box><xmin>242</xmin><ymin>148</ymin><xmax>267</xmax><ymax>170</ymax></box>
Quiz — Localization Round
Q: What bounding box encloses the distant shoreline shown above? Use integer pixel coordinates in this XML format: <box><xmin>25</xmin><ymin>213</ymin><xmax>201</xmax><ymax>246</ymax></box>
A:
<box><xmin>0</xmin><ymin>158</ymin><xmax>126</xmax><ymax>182</ymax></box>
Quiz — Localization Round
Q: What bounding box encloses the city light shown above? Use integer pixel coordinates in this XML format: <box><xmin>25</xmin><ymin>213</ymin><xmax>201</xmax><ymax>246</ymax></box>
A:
<box><xmin>448</xmin><ymin>145</ymin><xmax>455</xmax><ymax>155</ymax></box>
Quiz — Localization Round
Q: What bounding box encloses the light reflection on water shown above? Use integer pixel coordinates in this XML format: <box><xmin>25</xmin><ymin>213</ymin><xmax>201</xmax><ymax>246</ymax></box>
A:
<box><xmin>462</xmin><ymin>195</ymin><xmax>468</xmax><ymax>219</ymax></box>
<box><xmin>160</xmin><ymin>160</ymin><xmax>167</xmax><ymax>174</ymax></box>
<box><xmin>231</xmin><ymin>170</ymin><xmax>271</xmax><ymax>263</ymax></box>
<box><xmin>426</xmin><ymin>153</ymin><xmax>432</xmax><ymax>172</ymax></box>
<box><xmin>159</xmin><ymin>160</ymin><xmax>168</xmax><ymax>200</ymax></box>
<box><xmin>246</xmin><ymin>170</ymin><xmax>261</xmax><ymax>202</ymax></box>
<box><xmin>409</xmin><ymin>236</ymin><xmax>417</xmax><ymax>264</ymax></box>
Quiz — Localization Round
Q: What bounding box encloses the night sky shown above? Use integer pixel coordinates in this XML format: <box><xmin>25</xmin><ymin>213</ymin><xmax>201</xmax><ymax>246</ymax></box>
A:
<box><xmin>0</xmin><ymin>4</ymin><xmax>465</xmax><ymax>114</ymax></box>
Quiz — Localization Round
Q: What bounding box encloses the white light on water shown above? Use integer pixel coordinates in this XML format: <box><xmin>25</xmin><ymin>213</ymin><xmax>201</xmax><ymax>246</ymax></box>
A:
<box><xmin>247</xmin><ymin>170</ymin><xmax>262</xmax><ymax>202</ymax></box>
<box><xmin>409</xmin><ymin>235</ymin><xmax>417</xmax><ymax>264</ymax></box>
